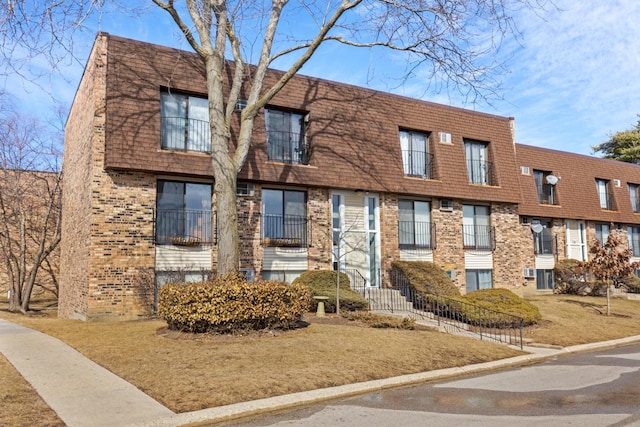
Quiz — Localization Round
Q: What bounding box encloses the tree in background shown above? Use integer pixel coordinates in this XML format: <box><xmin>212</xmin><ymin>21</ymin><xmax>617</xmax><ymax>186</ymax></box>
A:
<box><xmin>586</xmin><ymin>229</ymin><xmax>639</xmax><ymax>316</ymax></box>
<box><xmin>1</xmin><ymin>0</ymin><xmax>550</xmax><ymax>274</ymax></box>
<box><xmin>592</xmin><ymin>116</ymin><xmax>640</xmax><ymax>163</ymax></box>
<box><xmin>0</xmin><ymin>96</ymin><xmax>62</xmax><ymax>313</ymax></box>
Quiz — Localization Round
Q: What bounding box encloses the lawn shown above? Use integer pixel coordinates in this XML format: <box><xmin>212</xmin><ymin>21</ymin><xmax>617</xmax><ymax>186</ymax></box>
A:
<box><xmin>2</xmin><ymin>293</ymin><xmax>640</xmax><ymax>421</ymax></box>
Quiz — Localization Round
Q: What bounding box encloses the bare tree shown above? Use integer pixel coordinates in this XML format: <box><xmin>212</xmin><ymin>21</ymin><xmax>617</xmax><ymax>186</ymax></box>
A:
<box><xmin>2</xmin><ymin>0</ymin><xmax>549</xmax><ymax>275</ymax></box>
<box><xmin>0</xmin><ymin>97</ymin><xmax>62</xmax><ymax>313</ymax></box>
<box><xmin>586</xmin><ymin>229</ymin><xmax>639</xmax><ymax>316</ymax></box>
<box><xmin>150</xmin><ymin>0</ymin><xmax>547</xmax><ymax>274</ymax></box>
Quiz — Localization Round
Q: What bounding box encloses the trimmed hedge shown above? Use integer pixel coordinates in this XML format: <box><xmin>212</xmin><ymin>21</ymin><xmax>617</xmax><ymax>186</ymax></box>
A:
<box><xmin>462</xmin><ymin>288</ymin><xmax>542</xmax><ymax>325</ymax></box>
<box><xmin>292</xmin><ymin>270</ymin><xmax>369</xmax><ymax>312</ymax></box>
<box><xmin>391</xmin><ymin>261</ymin><xmax>460</xmax><ymax>296</ymax></box>
<box><xmin>158</xmin><ymin>274</ymin><xmax>311</xmax><ymax>333</ymax></box>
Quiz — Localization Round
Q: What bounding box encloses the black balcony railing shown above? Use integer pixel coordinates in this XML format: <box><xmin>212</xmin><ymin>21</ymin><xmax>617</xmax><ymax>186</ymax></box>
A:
<box><xmin>467</xmin><ymin>159</ymin><xmax>495</xmax><ymax>185</ymax></box>
<box><xmin>262</xmin><ymin>214</ymin><xmax>307</xmax><ymax>247</ymax></box>
<box><xmin>599</xmin><ymin>191</ymin><xmax>616</xmax><ymax>210</ymax></box>
<box><xmin>463</xmin><ymin>225</ymin><xmax>494</xmax><ymax>250</ymax></box>
<box><xmin>155</xmin><ymin>209</ymin><xmax>213</xmax><ymax>245</ymax></box>
<box><xmin>398</xmin><ymin>221</ymin><xmax>436</xmax><ymax>249</ymax></box>
<box><xmin>267</xmin><ymin>131</ymin><xmax>308</xmax><ymax>164</ymax></box>
<box><xmin>538</xmin><ymin>184</ymin><xmax>557</xmax><ymax>205</ymax></box>
<box><xmin>402</xmin><ymin>150</ymin><xmax>434</xmax><ymax>179</ymax></box>
<box><xmin>632</xmin><ymin>195</ymin><xmax>640</xmax><ymax>213</ymax></box>
<box><xmin>534</xmin><ymin>230</ymin><xmax>555</xmax><ymax>255</ymax></box>
<box><xmin>161</xmin><ymin>117</ymin><xmax>211</xmax><ymax>153</ymax></box>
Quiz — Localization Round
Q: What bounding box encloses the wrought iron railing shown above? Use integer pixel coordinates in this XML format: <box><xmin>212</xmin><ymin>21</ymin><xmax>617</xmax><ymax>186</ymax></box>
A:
<box><xmin>533</xmin><ymin>229</ymin><xmax>555</xmax><ymax>255</ymax></box>
<box><xmin>631</xmin><ymin>194</ymin><xmax>640</xmax><ymax>213</ymax></box>
<box><xmin>353</xmin><ymin>270</ymin><xmax>524</xmax><ymax>349</ymax></box>
<box><xmin>398</xmin><ymin>221</ymin><xmax>436</xmax><ymax>249</ymax></box>
<box><xmin>599</xmin><ymin>191</ymin><xmax>616</xmax><ymax>210</ymax></box>
<box><xmin>266</xmin><ymin>131</ymin><xmax>308</xmax><ymax>164</ymax></box>
<box><xmin>467</xmin><ymin>159</ymin><xmax>495</xmax><ymax>185</ymax></box>
<box><xmin>402</xmin><ymin>150</ymin><xmax>434</xmax><ymax>179</ymax></box>
<box><xmin>462</xmin><ymin>225</ymin><xmax>494</xmax><ymax>250</ymax></box>
<box><xmin>261</xmin><ymin>214</ymin><xmax>307</xmax><ymax>247</ymax></box>
<box><xmin>155</xmin><ymin>209</ymin><xmax>213</xmax><ymax>245</ymax></box>
<box><xmin>161</xmin><ymin>116</ymin><xmax>211</xmax><ymax>153</ymax></box>
<box><xmin>537</xmin><ymin>183</ymin><xmax>557</xmax><ymax>205</ymax></box>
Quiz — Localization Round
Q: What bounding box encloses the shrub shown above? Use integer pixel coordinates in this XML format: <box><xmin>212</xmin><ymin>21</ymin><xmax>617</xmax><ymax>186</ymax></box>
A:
<box><xmin>554</xmin><ymin>259</ymin><xmax>588</xmax><ymax>294</ymax></box>
<box><xmin>621</xmin><ymin>275</ymin><xmax>640</xmax><ymax>294</ymax></box>
<box><xmin>292</xmin><ymin>270</ymin><xmax>369</xmax><ymax>312</ymax></box>
<box><xmin>158</xmin><ymin>274</ymin><xmax>311</xmax><ymax>333</ymax></box>
<box><xmin>461</xmin><ymin>288</ymin><xmax>542</xmax><ymax>326</ymax></box>
<box><xmin>391</xmin><ymin>261</ymin><xmax>460</xmax><ymax>297</ymax></box>
<box><xmin>342</xmin><ymin>311</ymin><xmax>416</xmax><ymax>329</ymax></box>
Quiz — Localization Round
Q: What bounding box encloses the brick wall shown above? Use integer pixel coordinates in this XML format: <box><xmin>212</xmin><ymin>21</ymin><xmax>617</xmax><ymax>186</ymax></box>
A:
<box><xmin>492</xmin><ymin>203</ymin><xmax>526</xmax><ymax>292</ymax></box>
<box><xmin>308</xmin><ymin>188</ymin><xmax>332</xmax><ymax>271</ymax></box>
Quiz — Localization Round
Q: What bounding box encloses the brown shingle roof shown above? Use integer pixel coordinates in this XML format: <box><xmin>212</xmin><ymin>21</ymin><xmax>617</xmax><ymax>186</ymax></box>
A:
<box><xmin>516</xmin><ymin>144</ymin><xmax>640</xmax><ymax>223</ymax></box>
<box><xmin>100</xmin><ymin>33</ymin><xmax>522</xmax><ymax>204</ymax></box>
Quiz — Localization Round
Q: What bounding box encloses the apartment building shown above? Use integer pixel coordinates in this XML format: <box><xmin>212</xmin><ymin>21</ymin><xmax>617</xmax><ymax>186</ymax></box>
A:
<box><xmin>59</xmin><ymin>33</ymin><xmax>640</xmax><ymax>320</ymax></box>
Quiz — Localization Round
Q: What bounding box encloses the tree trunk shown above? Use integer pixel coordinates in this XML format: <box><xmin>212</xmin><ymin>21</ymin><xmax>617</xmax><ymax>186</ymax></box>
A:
<box><xmin>213</xmin><ymin>161</ymin><xmax>240</xmax><ymax>275</ymax></box>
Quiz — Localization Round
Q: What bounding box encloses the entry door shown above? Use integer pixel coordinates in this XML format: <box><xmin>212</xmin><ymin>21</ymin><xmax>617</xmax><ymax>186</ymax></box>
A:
<box><xmin>365</xmin><ymin>195</ymin><xmax>381</xmax><ymax>288</ymax></box>
<box><xmin>566</xmin><ymin>220</ymin><xmax>586</xmax><ymax>261</ymax></box>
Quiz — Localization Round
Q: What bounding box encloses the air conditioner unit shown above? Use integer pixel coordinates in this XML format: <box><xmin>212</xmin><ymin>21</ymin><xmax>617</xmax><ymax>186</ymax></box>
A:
<box><xmin>614</xmin><ymin>179</ymin><xmax>621</xmax><ymax>187</ymax></box>
<box><xmin>445</xmin><ymin>270</ymin><xmax>457</xmax><ymax>280</ymax></box>
<box><xmin>523</xmin><ymin>268</ymin><xmax>536</xmax><ymax>278</ymax></box>
<box><xmin>439</xmin><ymin>199</ymin><xmax>453</xmax><ymax>211</ymax></box>
<box><xmin>236</xmin><ymin>182</ymin><xmax>255</xmax><ymax>196</ymax></box>
<box><xmin>520</xmin><ymin>166</ymin><xmax>531</xmax><ymax>175</ymax></box>
<box><xmin>438</xmin><ymin>132</ymin><xmax>452</xmax><ymax>144</ymax></box>
<box><xmin>239</xmin><ymin>268</ymin><xmax>255</xmax><ymax>281</ymax></box>
<box><xmin>520</xmin><ymin>216</ymin><xmax>530</xmax><ymax>225</ymax></box>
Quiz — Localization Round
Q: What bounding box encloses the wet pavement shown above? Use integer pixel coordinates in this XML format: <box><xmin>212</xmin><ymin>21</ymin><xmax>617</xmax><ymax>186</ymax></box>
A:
<box><xmin>227</xmin><ymin>343</ymin><xmax>640</xmax><ymax>426</ymax></box>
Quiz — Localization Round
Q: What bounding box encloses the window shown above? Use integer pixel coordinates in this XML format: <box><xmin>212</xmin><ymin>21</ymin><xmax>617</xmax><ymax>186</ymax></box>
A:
<box><xmin>261</xmin><ymin>270</ymin><xmax>304</xmax><ymax>283</ymax></box>
<box><xmin>464</xmin><ymin>139</ymin><xmax>493</xmax><ymax>185</ymax></box>
<box><xmin>462</xmin><ymin>205</ymin><xmax>492</xmax><ymax>250</ymax></box>
<box><xmin>628</xmin><ymin>226</ymin><xmax>640</xmax><ymax>257</ymax></box>
<box><xmin>398</xmin><ymin>200</ymin><xmax>432</xmax><ymax>249</ymax></box>
<box><xmin>265</xmin><ymin>109</ymin><xmax>307</xmax><ymax>164</ymax></box>
<box><xmin>156</xmin><ymin>180</ymin><xmax>212</xmax><ymax>245</ymax></box>
<box><xmin>596</xmin><ymin>179</ymin><xmax>614</xmax><ymax>210</ymax></box>
<box><xmin>532</xmin><ymin>220</ymin><xmax>554</xmax><ymax>255</ymax></box>
<box><xmin>629</xmin><ymin>184</ymin><xmax>640</xmax><ymax>213</ymax></box>
<box><xmin>160</xmin><ymin>91</ymin><xmax>210</xmax><ymax>152</ymax></box>
<box><xmin>533</xmin><ymin>170</ymin><xmax>557</xmax><ymax>205</ymax></box>
<box><xmin>536</xmin><ymin>269</ymin><xmax>554</xmax><ymax>290</ymax></box>
<box><xmin>595</xmin><ymin>223</ymin><xmax>610</xmax><ymax>247</ymax></box>
<box><xmin>400</xmin><ymin>130</ymin><xmax>432</xmax><ymax>178</ymax></box>
<box><xmin>262</xmin><ymin>189</ymin><xmax>307</xmax><ymax>246</ymax></box>
<box><xmin>466</xmin><ymin>269</ymin><xmax>492</xmax><ymax>292</ymax></box>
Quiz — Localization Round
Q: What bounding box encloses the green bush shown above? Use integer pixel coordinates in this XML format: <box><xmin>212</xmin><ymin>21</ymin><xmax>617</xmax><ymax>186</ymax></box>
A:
<box><xmin>461</xmin><ymin>288</ymin><xmax>542</xmax><ymax>325</ymax></box>
<box><xmin>158</xmin><ymin>274</ymin><xmax>311</xmax><ymax>333</ymax></box>
<box><xmin>292</xmin><ymin>270</ymin><xmax>369</xmax><ymax>312</ymax></box>
<box><xmin>622</xmin><ymin>275</ymin><xmax>640</xmax><ymax>294</ymax></box>
<box><xmin>391</xmin><ymin>261</ymin><xmax>460</xmax><ymax>296</ymax></box>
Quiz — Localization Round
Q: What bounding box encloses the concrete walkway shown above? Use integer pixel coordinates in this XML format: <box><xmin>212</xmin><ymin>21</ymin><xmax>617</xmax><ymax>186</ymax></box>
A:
<box><xmin>2</xmin><ymin>317</ymin><xmax>640</xmax><ymax>427</ymax></box>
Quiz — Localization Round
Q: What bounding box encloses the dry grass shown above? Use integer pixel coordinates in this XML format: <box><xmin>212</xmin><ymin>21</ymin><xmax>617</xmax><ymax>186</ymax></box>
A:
<box><xmin>0</xmin><ymin>309</ymin><xmax>522</xmax><ymax>413</ymax></box>
<box><xmin>3</xmin><ymin>293</ymin><xmax>640</xmax><ymax>415</ymax></box>
<box><xmin>524</xmin><ymin>295</ymin><xmax>640</xmax><ymax>347</ymax></box>
<box><xmin>0</xmin><ymin>353</ymin><xmax>64</xmax><ymax>427</ymax></box>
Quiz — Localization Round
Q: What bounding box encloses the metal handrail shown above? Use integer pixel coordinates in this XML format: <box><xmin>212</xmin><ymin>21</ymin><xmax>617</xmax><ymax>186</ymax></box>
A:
<box><xmin>155</xmin><ymin>209</ymin><xmax>213</xmax><ymax>245</ymax></box>
<box><xmin>261</xmin><ymin>214</ymin><xmax>307</xmax><ymax>247</ymax></box>
<box><xmin>401</xmin><ymin>150</ymin><xmax>434</xmax><ymax>179</ymax></box>
<box><xmin>266</xmin><ymin>130</ymin><xmax>308</xmax><ymax>164</ymax></box>
<box><xmin>161</xmin><ymin>116</ymin><xmax>211</xmax><ymax>153</ymax></box>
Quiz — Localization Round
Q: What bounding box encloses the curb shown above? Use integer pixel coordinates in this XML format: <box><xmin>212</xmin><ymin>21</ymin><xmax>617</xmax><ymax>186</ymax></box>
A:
<box><xmin>133</xmin><ymin>334</ymin><xmax>640</xmax><ymax>426</ymax></box>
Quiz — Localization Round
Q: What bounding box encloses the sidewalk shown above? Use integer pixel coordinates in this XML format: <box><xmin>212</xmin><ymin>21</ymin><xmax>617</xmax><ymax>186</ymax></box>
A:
<box><xmin>2</xmin><ymin>317</ymin><xmax>640</xmax><ymax>427</ymax></box>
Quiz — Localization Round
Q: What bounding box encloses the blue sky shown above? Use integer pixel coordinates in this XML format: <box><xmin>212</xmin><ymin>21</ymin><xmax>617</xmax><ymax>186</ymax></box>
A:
<box><xmin>8</xmin><ymin>0</ymin><xmax>640</xmax><ymax>156</ymax></box>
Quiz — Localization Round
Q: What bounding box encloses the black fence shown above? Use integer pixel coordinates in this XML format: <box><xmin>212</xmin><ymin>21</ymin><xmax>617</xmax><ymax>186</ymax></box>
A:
<box><xmin>354</xmin><ymin>270</ymin><xmax>523</xmax><ymax>349</ymax></box>
<box><xmin>266</xmin><ymin>131</ymin><xmax>308</xmax><ymax>164</ymax></box>
<box><xmin>261</xmin><ymin>214</ymin><xmax>308</xmax><ymax>247</ymax></box>
<box><xmin>161</xmin><ymin>117</ymin><xmax>211</xmax><ymax>153</ymax></box>
<box><xmin>155</xmin><ymin>209</ymin><xmax>214</xmax><ymax>245</ymax></box>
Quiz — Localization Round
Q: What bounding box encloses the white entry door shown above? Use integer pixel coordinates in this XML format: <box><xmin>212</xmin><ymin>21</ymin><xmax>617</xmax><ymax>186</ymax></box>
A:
<box><xmin>566</xmin><ymin>220</ymin><xmax>586</xmax><ymax>261</ymax></box>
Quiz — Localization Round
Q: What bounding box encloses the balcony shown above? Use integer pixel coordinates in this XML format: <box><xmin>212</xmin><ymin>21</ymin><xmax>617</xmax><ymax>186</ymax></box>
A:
<box><xmin>632</xmin><ymin>195</ymin><xmax>640</xmax><ymax>213</ymax></box>
<box><xmin>462</xmin><ymin>225</ymin><xmax>494</xmax><ymax>250</ymax></box>
<box><xmin>402</xmin><ymin>150</ymin><xmax>434</xmax><ymax>179</ymax></box>
<box><xmin>466</xmin><ymin>160</ymin><xmax>495</xmax><ymax>186</ymax></box>
<box><xmin>161</xmin><ymin>116</ymin><xmax>211</xmax><ymax>153</ymax></box>
<box><xmin>398</xmin><ymin>221</ymin><xmax>436</xmax><ymax>249</ymax></box>
<box><xmin>538</xmin><ymin>184</ymin><xmax>557</xmax><ymax>205</ymax></box>
<box><xmin>267</xmin><ymin>131</ymin><xmax>308</xmax><ymax>164</ymax></box>
<box><xmin>155</xmin><ymin>209</ymin><xmax>213</xmax><ymax>245</ymax></box>
<box><xmin>599</xmin><ymin>191</ymin><xmax>616</xmax><ymax>210</ymax></box>
<box><xmin>534</xmin><ymin>229</ymin><xmax>555</xmax><ymax>255</ymax></box>
<box><xmin>262</xmin><ymin>214</ymin><xmax>307</xmax><ymax>247</ymax></box>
